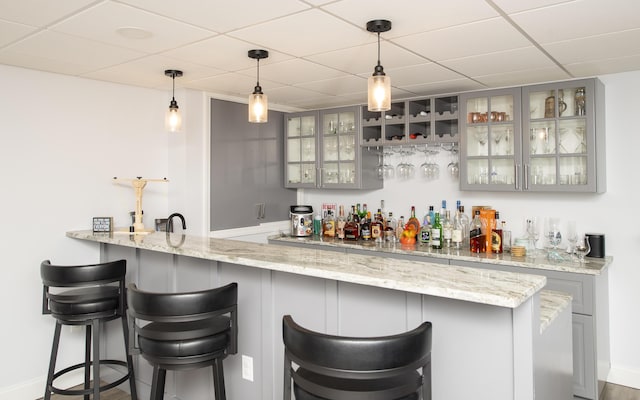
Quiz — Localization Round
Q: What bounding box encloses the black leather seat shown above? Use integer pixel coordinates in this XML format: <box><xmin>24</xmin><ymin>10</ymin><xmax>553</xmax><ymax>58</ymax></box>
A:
<box><xmin>127</xmin><ymin>282</ymin><xmax>238</xmax><ymax>400</ymax></box>
<box><xmin>40</xmin><ymin>259</ymin><xmax>137</xmax><ymax>400</ymax></box>
<box><xmin>282</xmin><ymin>315</ymin><xmax>432</xmax><ymax>400</ymax></box>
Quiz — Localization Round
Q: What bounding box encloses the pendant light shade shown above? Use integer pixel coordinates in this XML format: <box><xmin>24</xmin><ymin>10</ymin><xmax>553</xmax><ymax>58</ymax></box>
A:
<box><xmin>366</xmin><ymin>20</ymin><xmax>392</xmax><ymax>112</ymax></box>
<box><xmin>248</xmin><ymin>49</ymin><xmax>269</xmax><ymax>123</ymax></box>
<box><xmin>164</xmin><ymin>69</ymin><xmax>183</xmax><ymax>132</ymax></box>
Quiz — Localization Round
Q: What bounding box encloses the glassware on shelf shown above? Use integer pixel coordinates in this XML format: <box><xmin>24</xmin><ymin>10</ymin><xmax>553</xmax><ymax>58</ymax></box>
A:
<box><xmin>566</xmin><ymin>220</ymin><xmax>577</xmax><ymax>256</ymax></box>
<box><xmin>526</xmin><ymin>218</ymin><xmax>539</xmax><ymax>255</ymax></box>
<box><xmin>574</xmin><ymin>236</ymin><xmax>591</xmax><ymax>264</ymax></box>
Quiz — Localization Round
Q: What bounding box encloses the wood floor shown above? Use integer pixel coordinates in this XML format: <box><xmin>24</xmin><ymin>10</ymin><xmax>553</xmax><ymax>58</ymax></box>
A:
<box><xmin>41</xmin><ymin>382</ymin><xmax>640</xmax><ymax>400</ymax></box>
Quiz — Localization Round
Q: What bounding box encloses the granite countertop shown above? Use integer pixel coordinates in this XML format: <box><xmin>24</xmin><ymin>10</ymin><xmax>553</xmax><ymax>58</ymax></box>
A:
<box><xmin>539</xmin><ymin>290</ymin><xmax>573</xmax><ymax>334</ymax></box>
<box><xmin>268</xmin><ymin>234</ymin><xmax>612</xmax><ymax>275</ymax></box>
<box><xmin>67</xmin><ymin>230</ymin><xmax>546</xmax><ymax>309</ymax></box>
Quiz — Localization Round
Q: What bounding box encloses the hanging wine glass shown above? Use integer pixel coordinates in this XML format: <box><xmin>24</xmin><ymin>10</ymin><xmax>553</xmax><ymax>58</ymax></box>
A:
<box><xmin>375</xmin><ymin>151</ymin><xmax>384</xmax><ymax>180</ymax></box>
<box><xmin>383</xmin><ymin>148</ymin><xmax>395</xmax><ymax>179</ymax></box>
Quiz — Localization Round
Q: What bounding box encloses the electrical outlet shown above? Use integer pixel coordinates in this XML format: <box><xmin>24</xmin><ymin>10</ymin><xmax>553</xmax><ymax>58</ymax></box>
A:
<box><xmin>242</xmin><ymin>355</ymin><xmax>254</xmax><ymax>382</ymax></box>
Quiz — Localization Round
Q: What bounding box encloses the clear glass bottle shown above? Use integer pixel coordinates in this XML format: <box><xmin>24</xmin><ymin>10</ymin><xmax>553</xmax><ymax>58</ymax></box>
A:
<box><xmin>491</xmin><ymin>211</ymin><xmax>503</xmax><ymax>253</ymax></box>
<box><xmin>458</xmin><ymin>205</ymin><xmax>470</xmax><ymax>247</ymax></box>
<box><xmin>336</xmin><ymin>205</ymin><xmax>346</xmax><ymax>240</ymax></box>
<box><xmin>442</xmin><ymin>210</ymin><xmax>453</xmax><ymax>248</ymax></box>
<box><xmin>385</xmin><ymin>212</ymin><xmax>397</xmax><ymax>242</ymax></box>
<box><xmin>431</xmin><ymin>212</ymin><xmax>442</xmax><ymax>250</ymax></box>
<box><xmin>313</xmin><ymin>212</ymin><xmax>322</xmax><ymax>236</ymax></box>
<box><xmin>395</xmin><ymin>216</ymin><xmax>405</xmax><ymax>242</ymax></box>
<box><xmin>323</xmin><ymin>210</ymin><xmax>335</xmax><ymax>238</ymax></box>
<box><xmin>452</xmin><ymin>208</ymin><xmax>464</xmax><ymax>249</ymax></box>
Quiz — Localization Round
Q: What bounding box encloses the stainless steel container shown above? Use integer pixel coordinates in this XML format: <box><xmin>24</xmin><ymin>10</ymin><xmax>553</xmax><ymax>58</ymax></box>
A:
<box><xmin>290</xmin><ymin>205</ymin><xmax>313</xmax><ymax>237</ymax></box>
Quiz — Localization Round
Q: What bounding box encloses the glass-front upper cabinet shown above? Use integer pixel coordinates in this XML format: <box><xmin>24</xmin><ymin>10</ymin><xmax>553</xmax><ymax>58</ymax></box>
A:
<box><xmin>285</xmin><ymin>111</ymin><xmax>317</xmax><ymax>188</ymax></box>
<box><xmin>285</xmin><ymin>106</ymin><xmax>382</xmax><ymax>190</ymax></box>
<box><xmin>319</xmin><ymin>108</ymin><xmax>357</xmax><ymax>187</ymax></box>
<box><xmin>522</xmin><ymin>78</ymin><xmax>604</xmax><ymax>193</ymax></box>
<box><xmin>460</xmin><ymin>87</ymin><xmax>521</xmax><ymax>191</ymax></box>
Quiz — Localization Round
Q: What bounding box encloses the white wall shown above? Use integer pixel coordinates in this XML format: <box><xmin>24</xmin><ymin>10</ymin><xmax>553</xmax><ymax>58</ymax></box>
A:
<box><xmin>301</xmin><ymin>71</ymin><xmax>640</xmax><ymax>389</ymax></box>
<box><xmin>0</xmin><ymin>65</ymin><xmax>170</xmax><ymax>398</ymax></box>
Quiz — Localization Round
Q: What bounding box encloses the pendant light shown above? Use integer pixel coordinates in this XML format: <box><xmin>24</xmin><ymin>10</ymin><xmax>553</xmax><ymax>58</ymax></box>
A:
<box><xmin>366</xmin><ymin>20</ymin><xmax>392</xmax><ymax>112</ymax></box>
<box><xmin>248</xmin><ymin>49</ymin><xmax>269</xmax><ymax>123</ymax></box>
<box><xmin>164</xmin><ymin>69</ymin><xmax>183</xmax><ymax>132</ymax></box>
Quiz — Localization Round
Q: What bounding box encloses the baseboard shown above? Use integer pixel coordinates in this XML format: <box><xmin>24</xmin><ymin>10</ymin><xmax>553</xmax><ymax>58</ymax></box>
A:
<box><xmin>608</xmin><ymin>365</ymin><xmax>640</xmax><ymax>390</ymax></box>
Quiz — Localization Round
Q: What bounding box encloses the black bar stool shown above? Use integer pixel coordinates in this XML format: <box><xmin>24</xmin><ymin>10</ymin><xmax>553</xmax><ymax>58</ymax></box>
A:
<box><xmin>127</xmin><ymin>282</ymin><xmax>238</xmax><ymax>400</ymax></box>
<box><xmin>282</xmin><ymin>315</ymin><xmax>432</xmax><ymax>400</ymax></box>
<box><xmin>40</xmin><ymin>259</ymin><xmax>137</xmax><ymax>400</ymax></box>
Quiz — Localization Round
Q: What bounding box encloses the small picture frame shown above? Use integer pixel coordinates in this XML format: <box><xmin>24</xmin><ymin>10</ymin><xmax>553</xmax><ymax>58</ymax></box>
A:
<box><xmin>92</xmin><ymin>217</ymin><xmax>113</xmax><ymax>232</ymax></box>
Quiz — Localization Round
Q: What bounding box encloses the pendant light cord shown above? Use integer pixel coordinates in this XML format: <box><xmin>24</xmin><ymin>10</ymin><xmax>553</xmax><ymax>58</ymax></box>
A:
<box><xmin>256</xmin><ymin>58</ymin><xmax>260</xmax><ymax>86</ymax></box>
<box><xmin>377</xmin><ymin>32</ymin><xmax>381</xmax><ymax>67</ymax></box>
<box><xmin>171</xmin><ymin>73</ymin><xmax>176</xmax><ymax>101</ymax></box>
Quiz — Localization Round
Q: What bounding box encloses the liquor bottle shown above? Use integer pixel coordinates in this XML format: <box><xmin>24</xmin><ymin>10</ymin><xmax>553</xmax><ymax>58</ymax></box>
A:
<box><xmin>430</xmin><ymin>212</ymin><xmax>442</xmax><ymax>249</ymax></box>
<box><xmin>379</xmin><ymin>200</ymin><xmax>387</xmax><ymax>227</ymax></box>
<box><xmin>352</xmin><ymin>205</ymin><xmax>361</xmax><ymax>226</ymax></box>
<box><xmin>360</xmin><ymin>203</ymin><xmax>368</xmax><ymax>221</ymax></box>
<box><xmin>491</xmin><ymin>211</ymin><xmax>503</xmax><ymax>254</ymax></box>
<box><xmin>344</xmin><ymin>209</ymin><xmax>359</xmax><ymax>241</ymax></box>
<box><xmin>407</xmin><ymin>206</ymin><xmax>421</xmax><ymax>233</ymax></box>
<box><xmin>371</xmin><ymin>211</ymin><xmax>383</xmax><ymax>242</ymax></box>
<box><xmin>360</xmin><ymin>211</ymin><xmax>372</xmax><ymax>241</ymax></box>
<box><xmin>452</xmin><ymin>208</ymin><xmax>464</xmax><ymax>249</ymax></box>
<box><xmin>470</xmin><ymin>210</ymin><xmax>484</xmax><ymax>253</ymax></box>
<box><xmin>395</xmin><ymin>216</ymin><xmax>405</xmax><ymax>242</ymax></box>
<box><xmin>323</xmin><ymin>210</ymin><xmax>336</xmax><ymax>238</ymax></box>
<box><xmin>458</xmin><ymin>205</ymin><xmax>470</xmax><ymax>247</ymax></box>
<box><xmin>313</xmin><ymin>212</ymin><xmax>322</xmax><ymax>236</ymax></box>
<box><xmin>385</xmin><ymin>212</ymin><xmax>397</xmax><ymax>242</ymax></box>
<box><xmin>440</xmin><ymin>200</ymin><xmax>447</xmax><ymax>220</ymax></box>
<box><xmin>442</xmin><ymin>210</ymin><xmax>453</xmax><ymax>248</ymax></box>
<box><xmin>336</xmin><ymin>205</ymin><xmax>346</xmax><ymax>240</ymax></box>
<box><xmin>419</xmin><ymin>219</ymin><xmax>431</xmax><ymax>246</ymax></box>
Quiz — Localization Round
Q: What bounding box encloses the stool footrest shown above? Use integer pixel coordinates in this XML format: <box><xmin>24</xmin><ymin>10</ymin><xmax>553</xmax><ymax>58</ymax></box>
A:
<box><xmin>48</xmin><ymin>360</ymin><xmax>131</xmax><ymax>396</ymax></box>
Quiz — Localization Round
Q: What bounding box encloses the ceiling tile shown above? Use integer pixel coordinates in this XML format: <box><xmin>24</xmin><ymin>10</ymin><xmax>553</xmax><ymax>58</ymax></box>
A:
<box><xmin>186</xmin><ymin>72</ymin><xmax>283</xmax><ymax>98</ymax></box>
<box><xmin>392</xmin><ymin>18</ymin><xmax>532</xmax><ymax>62</ymax></box>
<box><xmin>322</xmin><ymin>0</ymin><xmax>498</xmax><ymax>37</ymax></box>
<box><xmin>0</xmin><ymin>20</ymin><xmax>37</xmax><ymax>47</ymax></box>
<box><xmin>229</xmin><ymin>9</ymin><xmax>371</xmax><ymax>57</ymax></box>
<box><xmin>51</xmin><ymin>2</ymin><xmax>215</xmax><ymax>53</ymax></box>
<box><xmin>0</xmin><ymin>0</ymin><xmax>98</xmax><ymax>26</ymax></box>
<box><xmin>381</xmin><ymin>63</ymin><xmax>467</xmax><ymax>87</ymax></box>
<box><xmin>307</xmin><ymin>42</ymin><xmax>427</xmax><ymax>75</ymax></box>
<box><xmin>241</xmin><ymin>58</ymin><xmax>347</xmax><ymax>86</ymax></box>
<box><xmin>474</xmin><ymin>66</ymin><xmax>570</xmax><ymax>87</ymax></box>
<box><xmin>266</xmin><ymin>85</ymin><xmax>328</xmax><ymax>103</ymax></box>
<box><xmin>118</xmin><ymin>0</ymin><xmax>309</xmax><ymax>33</ymax></box>
<box><xmin>510</xmin><ymin>0</ymin><xmax>640</xmax><ymax>44</ymax></box>
<box><xmin>565</xmin><ymin>54</ymin><xmax>640</xmax><ymax>77</ymax></box>
<box><xmin>296</xmin><ymin>75</ymin><xmax>368</xmax><ymax>96</ymax></box>
<box><xmin>544</xmin><ymin>29</ymin><xmax>640</xmax><ymax>65</ymax></box>
<box><xmin>1</xmin><ymin>30</ymin><xmax>144</xmax><ymax>74</ymax></box>
<box><xmin>160</xmin><ymin>35</ymin><xmax>294</xmax><ymax>72</ymax></box>
<box><xmin>398</xmin><ymin>79</ymin><xmax>486</xmax><ymax>97</ymax></box>
<box><xmin>490</xmin><ymin>0</ymin><xmax>574</xmax><ymax>14</ymax></box>
<box><xmin>82</xmin><ymin>55</ymin><xmax>226</xmax><ymax>89</ymax></box>
<box><xmin>440</xmin><ymin>47</ymin><xmax>557</xmax><ymax>78</ymax></box>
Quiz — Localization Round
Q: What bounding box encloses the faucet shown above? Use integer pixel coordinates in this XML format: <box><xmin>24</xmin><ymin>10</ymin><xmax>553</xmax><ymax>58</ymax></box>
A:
<box><xmin>166</xmin><ymin>213</ymin><xmax>186</xmax><ymax>233</ymax></box>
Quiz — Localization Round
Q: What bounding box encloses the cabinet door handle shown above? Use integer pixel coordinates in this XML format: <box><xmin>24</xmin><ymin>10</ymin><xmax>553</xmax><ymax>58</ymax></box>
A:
<box><xmin>515</xmin><ymin>164</ymin><xmax>520</xmax><ymax>190</ymax></box>
<box><xmin>523</xmin><ymin>164</ymin><xmax>529</xmax><ymax>190</ymax></box>
<box><xmin>317</xmin><ymin>167</ymin><xmax>322</xmax><ymax>187</ymax></box>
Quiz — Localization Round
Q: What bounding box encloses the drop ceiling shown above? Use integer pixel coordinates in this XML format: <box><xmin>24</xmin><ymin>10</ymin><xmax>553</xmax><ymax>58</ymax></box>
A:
<box><xmin>2</xmin><ymin>0</ymin><xmax>639</xmax><ymax>110</ymax></box>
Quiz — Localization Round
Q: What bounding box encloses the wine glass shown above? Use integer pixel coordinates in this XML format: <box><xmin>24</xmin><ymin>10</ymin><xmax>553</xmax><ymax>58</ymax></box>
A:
<box><xmin>375</xmin><ymin>151</ymin><xmax>384</xmax><ymax>180</ymax></box>
<box><xmin>383</xmin><ymin>148</ymin><xmax>395</xmax><ymax>179</ymax></box>
<box><xmin>574</xmin><ymin>236</ymin><xmax>591</xmax><ymax>264</ymax></box>
<box><xmin>526</xmin><ymin>218</ymin><xmax>539</xmax><ymax>255</ymax></box>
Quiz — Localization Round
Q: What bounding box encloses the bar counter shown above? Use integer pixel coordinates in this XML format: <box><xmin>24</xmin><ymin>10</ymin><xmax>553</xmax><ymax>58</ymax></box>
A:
<box><xmin>67</xmin><ymin>230</ymin><xmax>572</xmax><ymax>400</ymax></box>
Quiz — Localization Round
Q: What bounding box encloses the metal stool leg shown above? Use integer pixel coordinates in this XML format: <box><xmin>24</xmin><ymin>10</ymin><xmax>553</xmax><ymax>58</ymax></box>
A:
<box><xmin>84</xmin><ymin>324</ymin><xmax>91</xmax><ymax>400</ymax></box>
<box><xmin>150</xmin><ymin>367</ymin><xmax>166</xmax><ymax>400</ymax></box>
<box><xmin>212</xmin><ymin>358</ymin><xmax>226</xmax><ymax>400</ymax></box>
<box><xmin>120</xmin><ymin>313</ymin><xmax>138</xmax><ymax>400</ymax></box>
<box><xmin>44</xmin><ymin>322</ymin><xmax>62</xmax><ymax>400</ymax></box>
<box><xmin>92</xmin><ymin>319</ymin><xmax>100</xmax><ymax>400</ymax></box>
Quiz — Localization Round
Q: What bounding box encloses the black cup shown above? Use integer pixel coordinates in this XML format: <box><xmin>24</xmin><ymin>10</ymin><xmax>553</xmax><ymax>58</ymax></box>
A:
<box><xmin>585</xmin><ymin>233</ymin><xmax>605</xmax><ymax>258</ymax></box>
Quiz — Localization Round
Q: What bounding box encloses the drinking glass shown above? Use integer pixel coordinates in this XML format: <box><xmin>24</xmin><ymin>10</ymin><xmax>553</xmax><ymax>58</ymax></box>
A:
<box><xmin>546</xmin><ymin>218</ymin><xmax>563</xmax><ymax>261</ymax></box>
<box><xmin>526</xmin><ymin>218</ymin><xmax>539</xmax><ymax>255</ymax></box>
<box><xmin>375</xmin><ymin>152</ymin><xmax>384</xmax><ymax>180</ymax></box>
<box><xmin>566</xmin><ymin>220</ymin><xmax>577</xmax><ymax>256</ymax></box>
<box><xmin>574</xmin><ymin>236</ymin><xmax>591</xmax><ymax>264</ymax></box>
